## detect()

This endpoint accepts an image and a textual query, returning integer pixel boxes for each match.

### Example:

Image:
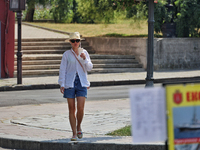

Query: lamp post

[9,0,26,84]
[145,0,154,87]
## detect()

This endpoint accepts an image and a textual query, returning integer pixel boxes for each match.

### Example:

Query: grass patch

[106,125,131,136]
[101,33,162,38]
[27,20,162,37]
[100,33,148,37]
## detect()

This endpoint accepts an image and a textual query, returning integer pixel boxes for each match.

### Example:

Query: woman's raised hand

[80,53,86,60]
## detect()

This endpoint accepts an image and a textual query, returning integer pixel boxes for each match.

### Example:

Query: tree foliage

[174,0,200,37]
[24,0,200,37]
[25,0,50,21]
[153,0,200,37]
[154,1,167,33]
[50,0,73,23]
[76,0,116,23]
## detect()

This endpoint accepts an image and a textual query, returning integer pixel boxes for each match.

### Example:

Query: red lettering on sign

[186,91,200,102]
[187,92,191,101]
[192,92,198,101]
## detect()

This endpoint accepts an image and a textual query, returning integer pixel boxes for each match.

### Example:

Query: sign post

[145,0,155,87]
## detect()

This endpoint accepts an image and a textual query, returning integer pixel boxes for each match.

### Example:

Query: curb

[1,77,200,91]
[0,137,165,150]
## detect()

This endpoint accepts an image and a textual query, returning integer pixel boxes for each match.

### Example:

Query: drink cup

[78,47,83,55]
[78,47,83,59]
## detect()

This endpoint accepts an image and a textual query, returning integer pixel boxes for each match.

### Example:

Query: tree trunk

[183,27,189,37]
[25,1,35,22]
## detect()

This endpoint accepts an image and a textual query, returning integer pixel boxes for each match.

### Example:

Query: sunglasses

[70,39,80,43]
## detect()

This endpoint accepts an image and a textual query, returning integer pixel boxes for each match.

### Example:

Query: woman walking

[58,32,93,141]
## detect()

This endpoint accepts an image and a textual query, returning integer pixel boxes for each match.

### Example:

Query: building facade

[0,0,15,78]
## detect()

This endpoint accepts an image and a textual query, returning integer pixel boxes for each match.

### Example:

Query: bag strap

[71,50,85,72]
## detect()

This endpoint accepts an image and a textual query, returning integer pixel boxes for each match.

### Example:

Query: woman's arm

[58,52,68,88]
[81,50,93,71]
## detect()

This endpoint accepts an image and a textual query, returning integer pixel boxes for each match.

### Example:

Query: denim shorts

[63,74,87,98]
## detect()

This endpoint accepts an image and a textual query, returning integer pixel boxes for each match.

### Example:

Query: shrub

[154,0,200,37]
[174,0,200,37]
[33,8,53,20]
[76,0,116,23]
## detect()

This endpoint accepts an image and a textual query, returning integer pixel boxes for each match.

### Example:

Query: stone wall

[85,37,200,70]
[154,38,200,70]
[85,37,147,68]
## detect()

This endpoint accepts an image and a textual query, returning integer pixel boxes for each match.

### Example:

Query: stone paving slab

[0,99,131,140]
[15,24,69,39]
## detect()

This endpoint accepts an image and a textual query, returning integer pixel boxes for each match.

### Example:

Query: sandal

[77,131,83,139]
[71,136,77,141]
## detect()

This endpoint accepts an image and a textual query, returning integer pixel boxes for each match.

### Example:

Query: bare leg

[67,98,76,136]
[76,97,86,131]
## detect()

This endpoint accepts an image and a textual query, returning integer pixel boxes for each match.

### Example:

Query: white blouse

[58,49,93,88]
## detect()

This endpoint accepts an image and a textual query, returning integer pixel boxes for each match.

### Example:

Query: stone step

[17,50,67,55]
[14,69,59,76]
[14,59,139,66]
[90,55,136,59]
[14,68,144,77]
[14,54,137,61]
[14,63,142,71]
[15,38,67,42]
[13,38,144,77]
[92,59,139,64]
[14,64,60,70]
[15,59,138,65]
[93,64,142,68]
[15,45,93,50]
[90,68,144,73]
[15,41,89,46]
[15,54,136,60]
[15,54,63,60]
[15,60,61,65]
[15,49,95,54]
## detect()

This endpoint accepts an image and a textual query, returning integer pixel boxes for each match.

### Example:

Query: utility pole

[145,0,155,87]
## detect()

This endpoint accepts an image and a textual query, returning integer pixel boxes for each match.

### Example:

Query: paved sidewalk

[15,23,69,39]
[0,99,165,150]
[0,99,133,144]
[1,70,200,91]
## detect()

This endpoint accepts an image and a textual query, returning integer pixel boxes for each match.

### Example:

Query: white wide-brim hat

[65,32,81,42]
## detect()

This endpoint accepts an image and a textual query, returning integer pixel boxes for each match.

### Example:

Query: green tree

[72,0,80,23]
[77,0,116,23]
[154,0,167,33]
[25,0,50,22]
[174,0,200,37]
[50,0,73,23]
[114,0,148,21]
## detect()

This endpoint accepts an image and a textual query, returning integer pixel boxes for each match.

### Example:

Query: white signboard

[129,87,167,143]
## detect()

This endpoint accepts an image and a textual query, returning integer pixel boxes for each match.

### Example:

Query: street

[0,84,161,107]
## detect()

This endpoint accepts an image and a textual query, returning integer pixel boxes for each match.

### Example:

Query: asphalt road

[0,84,161,107]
